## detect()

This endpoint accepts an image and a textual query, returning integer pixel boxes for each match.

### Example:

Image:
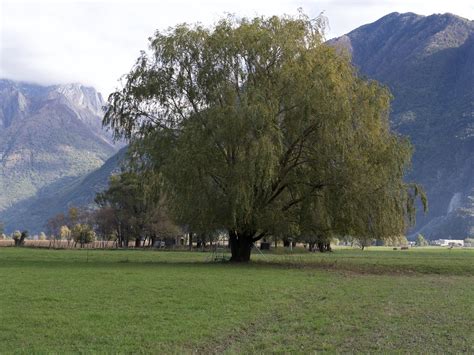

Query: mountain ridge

[0,79,120,232]
[330,12,474,238]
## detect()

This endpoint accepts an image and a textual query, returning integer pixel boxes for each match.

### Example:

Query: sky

[1,0,473,97]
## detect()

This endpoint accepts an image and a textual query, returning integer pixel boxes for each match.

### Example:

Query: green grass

[257,246,474,275]
[0,247,473,353]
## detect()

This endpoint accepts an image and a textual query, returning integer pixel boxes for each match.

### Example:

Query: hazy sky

[1,0,473,97]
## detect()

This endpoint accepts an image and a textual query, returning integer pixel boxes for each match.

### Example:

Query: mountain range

[0,11,473,238]
[0,80,120,232]
[330,12,473,239]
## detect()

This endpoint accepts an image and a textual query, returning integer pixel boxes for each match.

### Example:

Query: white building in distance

[431,239,464,247]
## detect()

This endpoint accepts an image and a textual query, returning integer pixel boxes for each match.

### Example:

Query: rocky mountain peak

[50,83,104,116]
[0,79,119,225]
[0,83,29,128]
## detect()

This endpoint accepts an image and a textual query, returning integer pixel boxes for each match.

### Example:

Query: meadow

[0,247,472,353]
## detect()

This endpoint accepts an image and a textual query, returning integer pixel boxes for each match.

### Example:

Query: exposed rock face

[329,12,474,239]
[0,79,119,231]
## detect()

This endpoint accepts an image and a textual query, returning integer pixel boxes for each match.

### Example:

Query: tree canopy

[95,171,179,247]
[104,12,426,261]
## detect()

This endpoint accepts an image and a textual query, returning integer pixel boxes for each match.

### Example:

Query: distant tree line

[45,207,96,248]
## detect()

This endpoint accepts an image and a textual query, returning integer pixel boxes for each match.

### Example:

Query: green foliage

[71,224,95,244]
[12,230,21,241]
[330,13,472,237]
[12,230,28,246]
[384,235,409,247]
[95,171,179,246]
[68,207,80,226]
[59,225,71,241]
[104,12,426,260]
[415,233,428,246]
[95,172,146,245]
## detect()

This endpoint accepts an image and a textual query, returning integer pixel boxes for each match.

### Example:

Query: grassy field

[0,247,472,353]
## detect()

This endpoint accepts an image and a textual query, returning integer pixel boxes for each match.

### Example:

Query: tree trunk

[135,237,141,248]
[229,230,253,262]
[316,241,332,253]
[317,242,323,252]
[188,231,193,250]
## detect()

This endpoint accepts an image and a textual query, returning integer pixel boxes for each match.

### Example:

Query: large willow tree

[104,13,426,261]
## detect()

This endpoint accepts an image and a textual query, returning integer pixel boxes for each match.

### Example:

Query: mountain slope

[330,12,474,238]
[1,148,126,233]
[0,79,119,231]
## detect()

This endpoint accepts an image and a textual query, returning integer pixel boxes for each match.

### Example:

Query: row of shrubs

[0,224,96,247]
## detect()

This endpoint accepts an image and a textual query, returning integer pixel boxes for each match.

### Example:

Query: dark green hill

[330,12,474,238]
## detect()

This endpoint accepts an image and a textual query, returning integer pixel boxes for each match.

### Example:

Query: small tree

[72,224,95,248]
[12,231,21,244]
[68,207,79,227]
[93,208,120,248]
[145,203,182,248]
[46,213,66,238]
[415,234,428,246]
[95,173,147,247]
[13,230,28,247]
[59,225,72,247]
[95,172,179,248]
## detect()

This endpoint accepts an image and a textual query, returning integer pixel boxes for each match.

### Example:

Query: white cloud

[1,0,472,97]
